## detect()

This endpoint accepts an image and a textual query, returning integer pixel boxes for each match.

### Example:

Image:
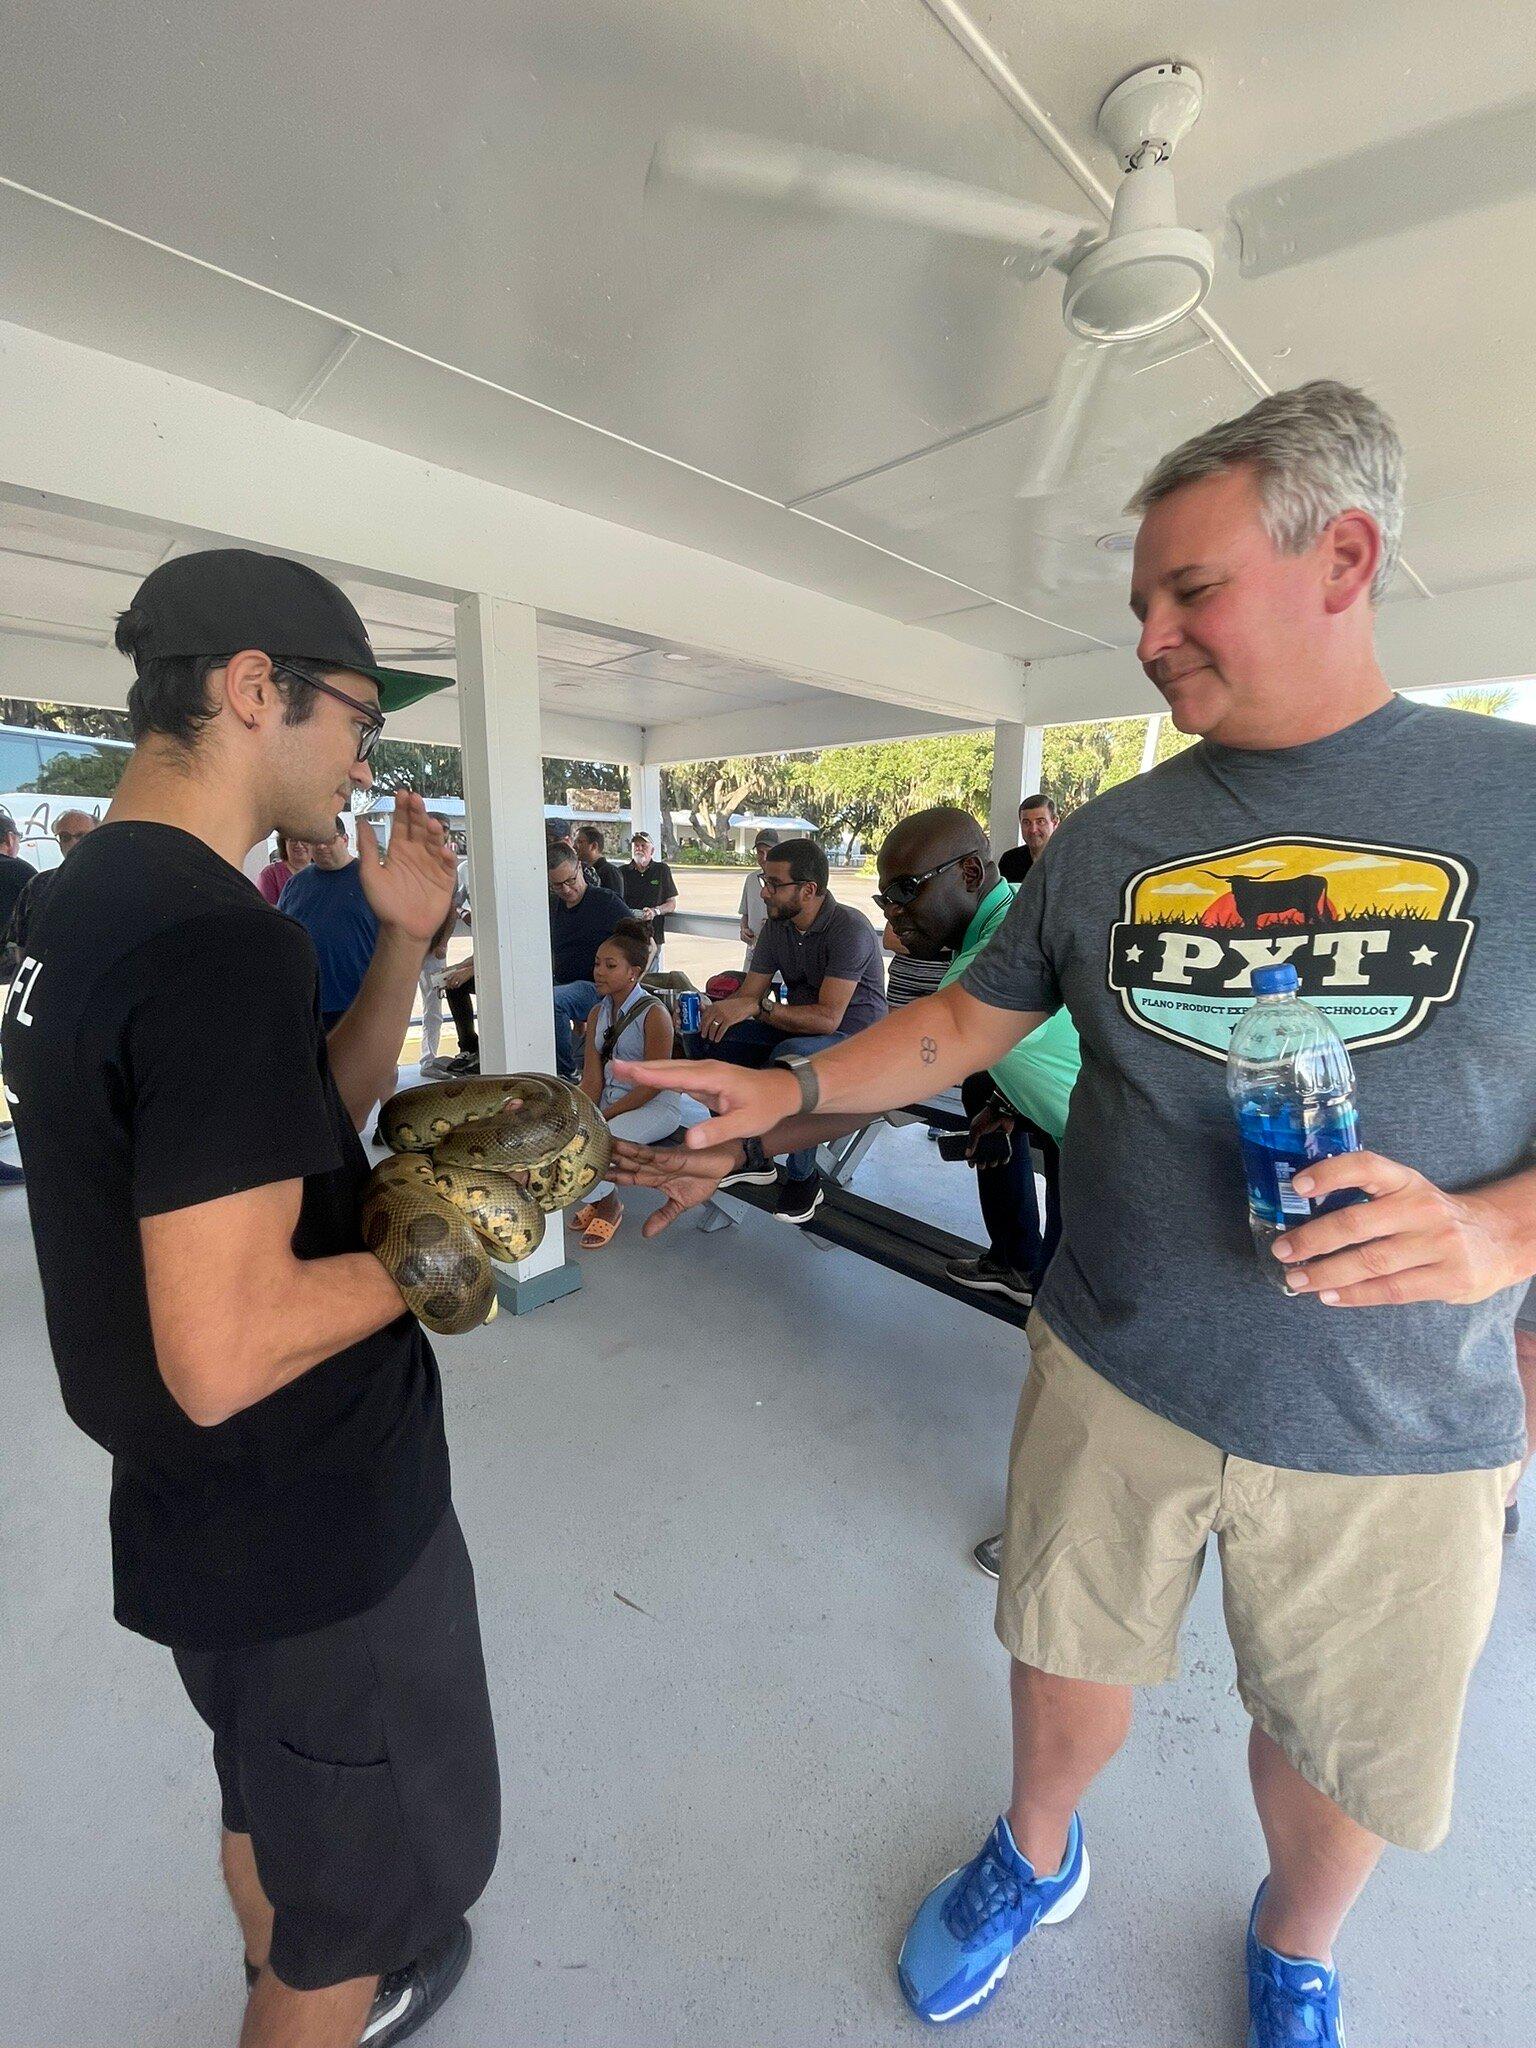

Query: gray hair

[1126,380,1404,605]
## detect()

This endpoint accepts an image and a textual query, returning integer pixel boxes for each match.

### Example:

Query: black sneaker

[0,1158,24,1187]
[972,1532,1004,1580]
[945,1255,1033,1306]
[773,1173,824,1225]
[242,1918,472,2044]
[718,1160,779,1190]
[1506,1498,1521,1539]
[443,1051,480,1076]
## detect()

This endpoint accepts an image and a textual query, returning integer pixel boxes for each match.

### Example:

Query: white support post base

[456,594,580,1313]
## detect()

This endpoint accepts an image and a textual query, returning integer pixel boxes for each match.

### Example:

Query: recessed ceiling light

[664,651,691,662]
[1095,531,1137,554]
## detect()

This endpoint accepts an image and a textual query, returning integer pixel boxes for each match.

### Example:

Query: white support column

[628,759,665,851]
[988,721,1046,858]
[455,594,578,1313]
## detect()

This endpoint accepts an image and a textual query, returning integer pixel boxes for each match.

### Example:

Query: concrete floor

[1,1117,1532,2047]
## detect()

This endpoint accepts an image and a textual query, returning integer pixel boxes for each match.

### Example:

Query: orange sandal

[579,1212,622,1250]
[568,1204,597,1232]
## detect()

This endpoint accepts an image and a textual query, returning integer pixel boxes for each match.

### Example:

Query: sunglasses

[873,848,980,912]
[273,662,386,763]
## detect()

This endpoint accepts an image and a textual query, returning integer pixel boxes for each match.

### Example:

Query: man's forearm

[797,984,1042,1117]
[766,999,844,1035]
[328,926,427,1125]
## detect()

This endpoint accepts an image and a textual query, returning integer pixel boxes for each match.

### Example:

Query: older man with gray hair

[641,381,1535,2045]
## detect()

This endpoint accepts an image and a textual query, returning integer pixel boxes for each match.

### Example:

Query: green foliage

[543,758,626,804]
[1153,715,1199,766]
[367,740,464,797]
[26,748,128,797]
[0,699,132,740]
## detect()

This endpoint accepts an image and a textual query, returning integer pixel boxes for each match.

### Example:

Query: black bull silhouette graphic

[1198,870,1340,930]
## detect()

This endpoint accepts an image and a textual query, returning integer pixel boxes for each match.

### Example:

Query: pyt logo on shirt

[1107,835,1477,1061]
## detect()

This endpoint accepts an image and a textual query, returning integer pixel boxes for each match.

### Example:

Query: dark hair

[753,828,780,849]
[1020,793,1057,818]
[575,824,604,853]
[113,607,318,747]
[600,918,653,972]
[546,839,581,874]
[766,837,828,892]
[0,810,17,846]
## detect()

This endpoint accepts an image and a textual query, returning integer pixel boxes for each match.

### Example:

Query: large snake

[361,1075,611,1334]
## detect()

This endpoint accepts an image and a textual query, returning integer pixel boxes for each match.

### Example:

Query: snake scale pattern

[361,1074,611,1333]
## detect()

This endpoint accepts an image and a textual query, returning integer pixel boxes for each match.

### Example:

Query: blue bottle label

[1238,1101,1364,1230]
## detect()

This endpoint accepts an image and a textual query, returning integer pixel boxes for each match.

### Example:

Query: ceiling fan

[650,65,1536,499]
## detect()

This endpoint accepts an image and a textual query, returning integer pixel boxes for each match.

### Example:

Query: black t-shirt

[590,855,623,896]
[549,882,629,983]
[0,822,449,1651]
[997,844,1033,885]
[0,849,37,967]
[620,859,678,942]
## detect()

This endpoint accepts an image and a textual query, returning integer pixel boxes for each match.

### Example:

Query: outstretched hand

[356,793,457,944]
[611,1057,797,1147]
[608,1136,745,1237]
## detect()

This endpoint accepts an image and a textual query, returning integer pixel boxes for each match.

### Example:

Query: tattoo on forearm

[920,1035,937,1065]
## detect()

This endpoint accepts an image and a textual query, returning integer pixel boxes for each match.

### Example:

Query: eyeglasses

[56,828,90,847]
[273,662,386,763]
[873,849,980,912]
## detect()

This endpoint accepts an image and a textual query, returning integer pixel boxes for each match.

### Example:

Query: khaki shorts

[995,1318,1515,1850]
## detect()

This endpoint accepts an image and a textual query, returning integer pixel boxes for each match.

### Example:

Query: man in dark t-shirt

[1,551,497,2045]
[573,823,623,896]
[619,831,679,964]
[278,820,381,1028]
[547,840,628,1077]
[997,793,1057,884]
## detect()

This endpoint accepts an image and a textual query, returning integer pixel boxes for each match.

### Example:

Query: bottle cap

[1251,963,1300,995]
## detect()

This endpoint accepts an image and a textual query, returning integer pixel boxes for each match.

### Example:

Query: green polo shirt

[938,879,1079,1142]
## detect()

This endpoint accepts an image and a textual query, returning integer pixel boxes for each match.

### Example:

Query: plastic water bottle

[1226,964,1364,1291]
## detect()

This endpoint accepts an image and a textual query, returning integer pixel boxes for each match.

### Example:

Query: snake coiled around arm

[360,1074,611,1333]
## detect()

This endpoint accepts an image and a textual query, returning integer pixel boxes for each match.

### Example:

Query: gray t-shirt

[962,696,1535,1476]
[751,892,888,1033]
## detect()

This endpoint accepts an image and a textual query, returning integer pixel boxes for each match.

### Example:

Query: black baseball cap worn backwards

[123,548,452,714]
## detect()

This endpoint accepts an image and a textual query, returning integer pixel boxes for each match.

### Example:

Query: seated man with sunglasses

[695,836,886,1223]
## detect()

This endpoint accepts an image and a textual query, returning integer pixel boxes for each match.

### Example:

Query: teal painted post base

[493,1260,583,1315]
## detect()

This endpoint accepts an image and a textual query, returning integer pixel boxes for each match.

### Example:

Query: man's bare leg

[222,1831,274,1975]
[1249,1726,1383,1965]
[1004,1660,1133,1874]
[239,1968,378,2048]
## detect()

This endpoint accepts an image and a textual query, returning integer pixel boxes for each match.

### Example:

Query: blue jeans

[690,1021,847,1181]
[553,980,599,1079]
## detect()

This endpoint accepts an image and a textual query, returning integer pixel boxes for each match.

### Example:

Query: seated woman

[574,919,704,1249]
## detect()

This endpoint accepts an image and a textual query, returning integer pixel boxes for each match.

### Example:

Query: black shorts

[173,1507,500,1990]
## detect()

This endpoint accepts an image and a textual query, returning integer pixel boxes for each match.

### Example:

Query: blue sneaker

[1246,1884,1345,2046]
[897,1813,1088,2024]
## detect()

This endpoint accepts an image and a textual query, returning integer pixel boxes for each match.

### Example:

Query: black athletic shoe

[718,1160,779,1190]
[972,1532,1004,1580]
[946,1255,1033,1306]
[0,1158,24,1187]
[773,1173,824,1225]
[362,1920,472,2045]
[443,1051,480,1076]
[1506,1499,1521,1539]
[242,1918,472,2044]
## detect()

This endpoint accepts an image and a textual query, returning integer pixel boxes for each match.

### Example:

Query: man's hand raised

[356,792,457,944]
[608,1136,744,1237]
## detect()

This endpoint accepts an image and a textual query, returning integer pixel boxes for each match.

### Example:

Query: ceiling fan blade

[1016,342,1120,500]
[649,127,1099,265]
[1227,94,1536,279]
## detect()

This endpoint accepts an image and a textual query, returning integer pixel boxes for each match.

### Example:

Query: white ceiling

[0,500,952,746]
[0,1,1533,671]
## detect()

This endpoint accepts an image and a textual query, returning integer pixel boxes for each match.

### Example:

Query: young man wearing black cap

[0,551,499,2048]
